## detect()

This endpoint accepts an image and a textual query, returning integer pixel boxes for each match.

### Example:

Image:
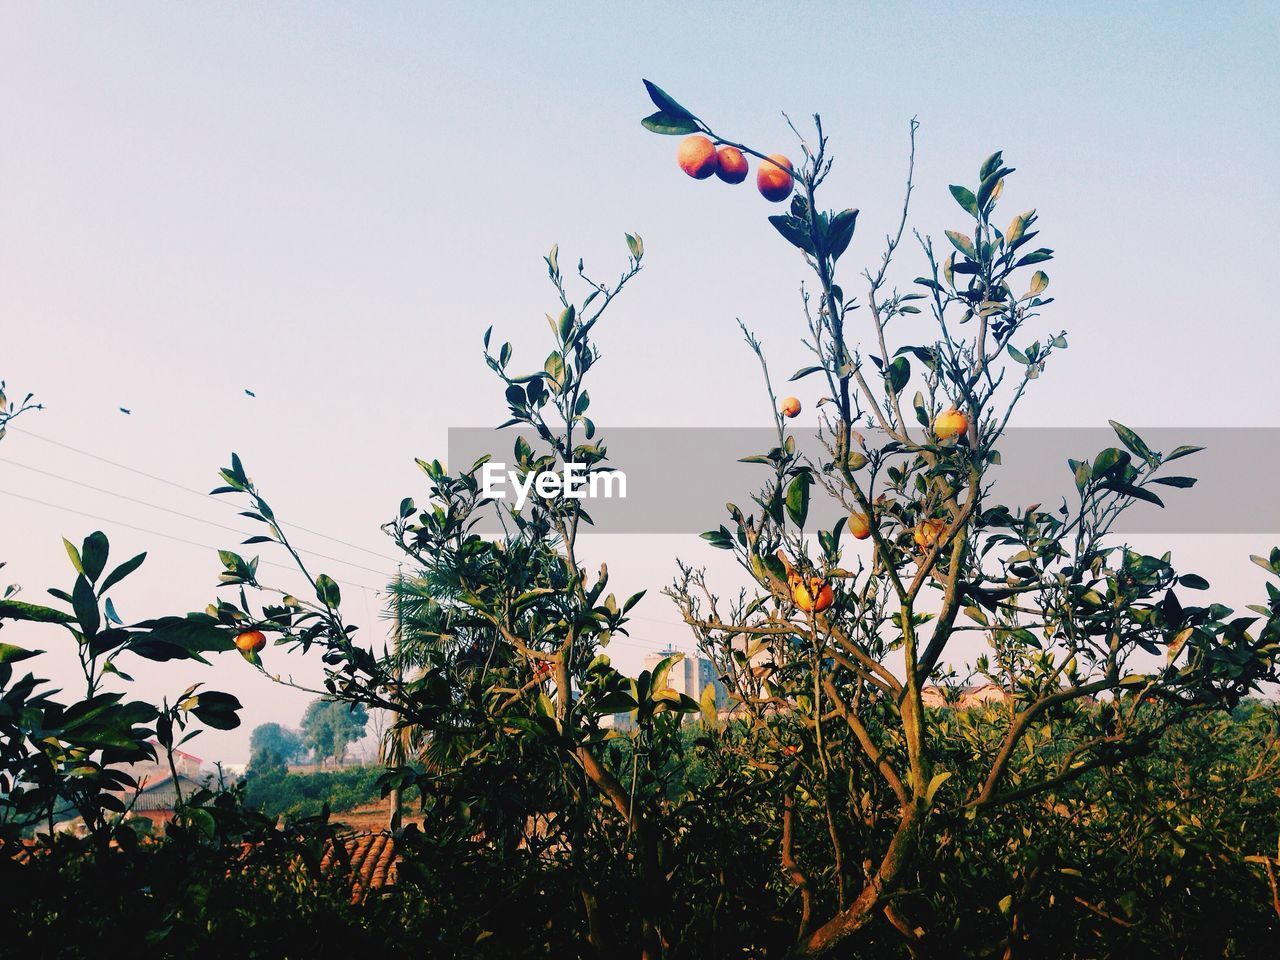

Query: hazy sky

[2,2,1278,763]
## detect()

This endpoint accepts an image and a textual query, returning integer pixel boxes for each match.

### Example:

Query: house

[112,743,210,828]
[8,831,401,903]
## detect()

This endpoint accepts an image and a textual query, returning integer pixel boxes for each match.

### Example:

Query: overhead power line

[0,458,394,578]
[0,488,381,593]
[7,426,402,564]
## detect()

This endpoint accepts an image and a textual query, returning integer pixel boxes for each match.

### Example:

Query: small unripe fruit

[934,406,969,441]
[715,146,749,183]
[780,396,801,418]
[234,629,266,654]
[849,512,871,540]
[677,135,719,179]
[757,154,794,202]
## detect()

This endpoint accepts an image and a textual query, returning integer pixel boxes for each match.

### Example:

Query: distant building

[643,646,727,709]
[599,647,729,730]
[111,744,210,828]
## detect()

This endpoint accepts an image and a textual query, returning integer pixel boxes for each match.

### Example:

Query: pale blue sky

[2,2,1277,762]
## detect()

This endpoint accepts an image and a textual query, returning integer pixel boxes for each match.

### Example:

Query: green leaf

[557,306,575,342]
[949,185,979,217]
[976,166,1013,209]
[80,531,109,582]
[641,111,700,135]
[315,574,341,609]
[99,552,147,596]
[649,654,683,696]
[544,351,566,386]
[188,691,243,730]
[1150,475,1196,488]
[785,474,811,528]
[1102,481,1164,508]
[0,642,42,664]
[1165,444,1205,462]
[887,356,911,396]
[769,215,816,255]
[1108,421,1155,465]
[1091,448,1130,479]
[945,230,977,260]
[63,538,84,575]
[0,599,75,624]
[699,682,720,729]
[826,208,859,260]
[72,574,99,637]
[790,365,825,381]
[1015,248,1054,267]
[926,770,952,806]
[592,690,639,715]
[642,80,695,119]
[980,150,1005,181]
[700,529,735,550]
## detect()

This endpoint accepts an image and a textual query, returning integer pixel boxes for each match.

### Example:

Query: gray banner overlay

[447,427,1280,535]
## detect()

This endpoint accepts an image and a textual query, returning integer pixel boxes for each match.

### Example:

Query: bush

[243,766,390,821]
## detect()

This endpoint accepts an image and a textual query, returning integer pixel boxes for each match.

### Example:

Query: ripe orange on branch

[934,406,969,441]
[677,135,719,179]
[780,396,801,418]
[234,629,266,654]
[792,577,834,612]
[757,154,794,202]
[715,146,749,183]
[913,519,948,552]
[849,511,871,540]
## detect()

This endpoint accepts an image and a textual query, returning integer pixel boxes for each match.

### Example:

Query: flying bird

[119,407,131,415]
[244,389,256,397]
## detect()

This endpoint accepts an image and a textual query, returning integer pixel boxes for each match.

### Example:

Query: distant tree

[248,722,304,772]
[300,699,368,765]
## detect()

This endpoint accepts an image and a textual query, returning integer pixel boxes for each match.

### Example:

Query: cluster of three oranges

[677,135,794,203]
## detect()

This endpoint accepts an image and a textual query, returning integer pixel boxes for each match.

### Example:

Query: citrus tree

[645,81,1280,954]
[0,531,243,848]
[190,83,1280,957]
[199,234,717,955]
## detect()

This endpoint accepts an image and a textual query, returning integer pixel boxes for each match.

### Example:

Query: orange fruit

[715,146,749,183]
[780,396,801,418]
[849,511,871,540]
[792,577,834,612]
[677,135,719,179]
[234,629,266,654]
[934,406,969,441]
[913,519,947,552]
[757,154,794,202]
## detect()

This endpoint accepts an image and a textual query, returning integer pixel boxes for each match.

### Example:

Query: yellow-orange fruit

[677,135,719,179]
[234,629,266,654]
[849,511,871,540]
[757,154,794,202]
[715,146,749,183]
[913,519,947,552]
[934,406,969,441]
[780,396,801,418]
[792,577,834,612]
